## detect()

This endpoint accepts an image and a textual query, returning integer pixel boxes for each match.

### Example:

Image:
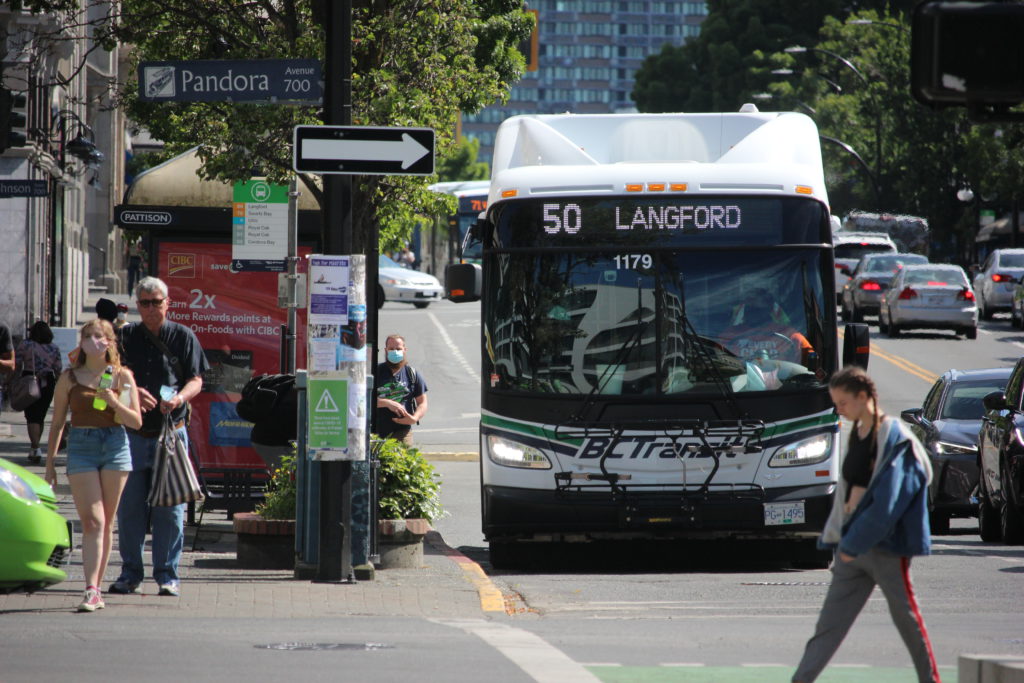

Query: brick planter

[233,512,295,570]
[377,519,430,569]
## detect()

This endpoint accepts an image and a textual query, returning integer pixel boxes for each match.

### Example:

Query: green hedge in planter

[376,438,442,523]
[255,440,442,523]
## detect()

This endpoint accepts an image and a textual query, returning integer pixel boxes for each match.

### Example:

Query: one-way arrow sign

[293,125,435,176]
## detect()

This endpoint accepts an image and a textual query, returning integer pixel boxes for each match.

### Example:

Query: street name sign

[0,179,48,198]
[293,125,435,176]
[231,180,288,272]
[138,59,321,104]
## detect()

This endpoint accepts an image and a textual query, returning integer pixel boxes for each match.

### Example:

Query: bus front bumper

[482,483,835,542]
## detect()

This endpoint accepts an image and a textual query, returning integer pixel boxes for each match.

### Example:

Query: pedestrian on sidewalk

[0,321,13,380]
[109,276,207,598]
[16,321,63,463]
[43,318,142,612]
[374,334,428,446]
[792,366,940,683]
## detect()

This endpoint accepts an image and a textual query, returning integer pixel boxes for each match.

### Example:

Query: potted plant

[232,454,297,569]
[374,438,443,569]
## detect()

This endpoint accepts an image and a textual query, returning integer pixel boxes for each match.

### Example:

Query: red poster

[156,240,309,470]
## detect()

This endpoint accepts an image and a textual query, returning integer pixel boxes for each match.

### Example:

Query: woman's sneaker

[77,586,105,612]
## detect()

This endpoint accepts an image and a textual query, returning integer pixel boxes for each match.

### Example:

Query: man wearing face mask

[374,334,428,446]
[109,276,208,598]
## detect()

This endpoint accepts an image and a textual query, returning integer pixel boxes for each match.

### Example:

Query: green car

[0,457,71,593]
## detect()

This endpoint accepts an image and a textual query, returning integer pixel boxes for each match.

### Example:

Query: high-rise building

[461,1,708,163]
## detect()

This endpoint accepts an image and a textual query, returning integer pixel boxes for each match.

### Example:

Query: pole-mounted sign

[138,59,322,104]
[292,125,434,176]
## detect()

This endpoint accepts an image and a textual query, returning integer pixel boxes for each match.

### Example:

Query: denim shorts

[66,426,133,475]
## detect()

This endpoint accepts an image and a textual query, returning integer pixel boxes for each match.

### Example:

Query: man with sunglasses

[109,276,209,597]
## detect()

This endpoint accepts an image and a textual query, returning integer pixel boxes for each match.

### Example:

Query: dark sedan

[978,357,1024,544]
[901,367,1011,535]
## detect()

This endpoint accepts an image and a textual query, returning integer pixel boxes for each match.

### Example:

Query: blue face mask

[386,349,404,364]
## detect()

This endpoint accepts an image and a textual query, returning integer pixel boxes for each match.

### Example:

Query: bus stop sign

[293,125,435,176]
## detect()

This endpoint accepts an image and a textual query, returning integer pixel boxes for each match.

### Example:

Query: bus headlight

[487,435,552,469]
[768,433,832,468]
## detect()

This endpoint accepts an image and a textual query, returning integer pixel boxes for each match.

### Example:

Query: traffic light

[912,1,1024,115]
[0,88,28,152]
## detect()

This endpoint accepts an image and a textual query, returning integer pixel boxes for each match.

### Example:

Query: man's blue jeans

[114,428,186,587]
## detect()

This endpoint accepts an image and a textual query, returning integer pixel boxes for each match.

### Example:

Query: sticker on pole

[307,374,348,450]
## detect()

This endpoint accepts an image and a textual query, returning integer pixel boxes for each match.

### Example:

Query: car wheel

[887,321,900,338]
[376,285,385,310]
[1012,304,1022,329]
[965,327,978,340]
[1001,501,1024,544]
[979,481,1002,542]
[878,312,889,334]
[413,302,430,309]
[840,302,850,322]
[980,293,994,320]
[850,304,863,323]
[929,510,951,536]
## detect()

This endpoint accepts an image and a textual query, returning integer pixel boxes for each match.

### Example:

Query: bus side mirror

[842,323,870,370]
[446,262,482,303]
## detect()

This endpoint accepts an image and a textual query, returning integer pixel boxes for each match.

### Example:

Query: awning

[125,147,321,211]
[976,213,1024,243]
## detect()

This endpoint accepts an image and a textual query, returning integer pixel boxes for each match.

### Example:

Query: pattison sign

[137,59,321,104]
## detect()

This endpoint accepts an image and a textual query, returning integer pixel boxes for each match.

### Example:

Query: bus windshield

[484,248,832,396]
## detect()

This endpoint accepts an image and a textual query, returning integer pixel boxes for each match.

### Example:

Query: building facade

[461,0,708,162]
[0,3,127,340]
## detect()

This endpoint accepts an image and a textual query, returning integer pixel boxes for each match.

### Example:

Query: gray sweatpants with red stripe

[793,547,940,683]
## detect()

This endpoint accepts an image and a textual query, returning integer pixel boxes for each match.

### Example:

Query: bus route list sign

[138,59,322,104]
[231,180,288,272]
[307,374,348,451]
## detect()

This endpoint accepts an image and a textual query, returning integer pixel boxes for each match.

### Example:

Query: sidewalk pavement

[0,402,488,619]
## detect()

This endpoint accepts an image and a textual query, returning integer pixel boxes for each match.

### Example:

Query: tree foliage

[437,135,489,182]
[98,0,530,251]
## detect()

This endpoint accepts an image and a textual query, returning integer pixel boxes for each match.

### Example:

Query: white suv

[833,232,898,303]
[973,248,1024,319]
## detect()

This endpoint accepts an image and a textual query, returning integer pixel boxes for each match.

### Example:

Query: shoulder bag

[9,348,41,411]
[148,415,204,507]
[139,324,193,424]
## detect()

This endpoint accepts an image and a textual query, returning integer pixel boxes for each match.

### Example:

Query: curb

[422,452,478,461]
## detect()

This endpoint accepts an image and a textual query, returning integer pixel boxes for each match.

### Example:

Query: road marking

[425,532,505,612]
[433,619,601,683]
[931,543,1024,564]
[428,310,480,383]
[865,344,937,384]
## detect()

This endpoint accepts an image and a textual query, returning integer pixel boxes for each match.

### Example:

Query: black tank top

[843,423,876,501]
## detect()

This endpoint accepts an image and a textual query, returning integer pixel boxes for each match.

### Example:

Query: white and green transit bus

[446,109,870,567]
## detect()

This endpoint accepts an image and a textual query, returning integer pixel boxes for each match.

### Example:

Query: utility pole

[317,0,354,583]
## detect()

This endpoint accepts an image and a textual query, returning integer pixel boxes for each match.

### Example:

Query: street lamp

[786,45,882,208]
[771,68,843,94]
[820,134,881,209]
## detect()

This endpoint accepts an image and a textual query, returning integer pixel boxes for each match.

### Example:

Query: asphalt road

[408,303,1024,677]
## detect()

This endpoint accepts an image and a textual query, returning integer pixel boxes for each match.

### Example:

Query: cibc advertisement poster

[156,240,310,469]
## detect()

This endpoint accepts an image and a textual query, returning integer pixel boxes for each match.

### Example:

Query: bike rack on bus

[552,418,767,522]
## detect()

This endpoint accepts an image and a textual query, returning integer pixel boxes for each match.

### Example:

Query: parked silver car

[972,248,1024,319]
[879,264,977,339]
[832,232,898,303]
[377,254,443,308]
[840,252,928,322]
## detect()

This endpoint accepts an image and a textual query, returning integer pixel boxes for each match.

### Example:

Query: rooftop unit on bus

[488,109,828,206]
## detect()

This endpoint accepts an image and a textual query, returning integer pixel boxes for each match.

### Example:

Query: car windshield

[380,254,402,269]
[941,379,1009,420]
[835,243,894,260]
[904,267,967,286]
[999,252,1024,268]
[484,249,833,396]
[863,254,928,272]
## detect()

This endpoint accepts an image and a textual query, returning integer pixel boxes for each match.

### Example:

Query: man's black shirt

[120,321,209,432]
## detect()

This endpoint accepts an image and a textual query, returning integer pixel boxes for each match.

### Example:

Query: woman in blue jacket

[793,366,941,683]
